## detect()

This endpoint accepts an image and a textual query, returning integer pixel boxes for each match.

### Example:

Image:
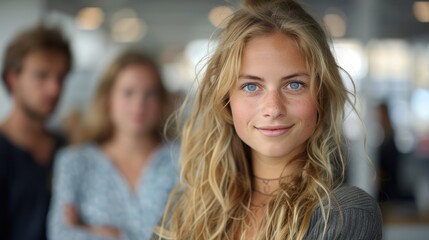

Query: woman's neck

[251,152,304,195]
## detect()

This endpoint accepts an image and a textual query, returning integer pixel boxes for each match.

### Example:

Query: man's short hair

[1,25,72,93]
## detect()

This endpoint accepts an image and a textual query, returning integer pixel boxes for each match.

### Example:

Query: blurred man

[0,25,72,240]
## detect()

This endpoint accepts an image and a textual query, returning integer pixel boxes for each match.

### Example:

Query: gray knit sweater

[304,186,383,240]
[152,186,382,239]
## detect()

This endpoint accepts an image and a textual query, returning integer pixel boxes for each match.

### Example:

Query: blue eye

[243,83,258,92]
[288,82,303,90]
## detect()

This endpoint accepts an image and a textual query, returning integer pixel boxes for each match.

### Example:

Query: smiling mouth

[255,125,293,137]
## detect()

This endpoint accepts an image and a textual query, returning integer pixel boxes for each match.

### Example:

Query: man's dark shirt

[0,132,65,240]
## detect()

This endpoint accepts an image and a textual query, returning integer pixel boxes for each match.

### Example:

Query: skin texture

[230,32,317,182]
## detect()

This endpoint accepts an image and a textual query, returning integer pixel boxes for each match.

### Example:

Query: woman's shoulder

[159,141,180,155]
[307,185,383,239]
[55,143,101,167]
[152,142,180,179]
[154,141,180,166]
[330,185,380,212]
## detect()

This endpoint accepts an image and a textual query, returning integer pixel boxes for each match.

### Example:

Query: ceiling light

[111,8,137,25]
[76,7,104,30]
[208,6,234,28]
[413,1,429,22]
[323,8,346,38]
[111,17,147,43]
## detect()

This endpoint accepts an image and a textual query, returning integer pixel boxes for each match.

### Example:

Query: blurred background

[0,0,428,239]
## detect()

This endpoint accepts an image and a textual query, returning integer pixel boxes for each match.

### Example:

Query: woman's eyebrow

[281,72,309,80]
[238,72,309,81]
[238,74,264,81]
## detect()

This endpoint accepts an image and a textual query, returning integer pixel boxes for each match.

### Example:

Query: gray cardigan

[304,186,382,239]
[153,186,382,239]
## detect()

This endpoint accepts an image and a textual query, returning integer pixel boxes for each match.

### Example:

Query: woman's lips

[255,125,293,137]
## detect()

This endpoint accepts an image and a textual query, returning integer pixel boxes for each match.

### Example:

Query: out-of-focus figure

[48,50,179,240]
[375,102,415,203]
[0,25,72,240]
[376,102,402,202]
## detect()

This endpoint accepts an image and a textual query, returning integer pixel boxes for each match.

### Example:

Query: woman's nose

[262,91,286,118]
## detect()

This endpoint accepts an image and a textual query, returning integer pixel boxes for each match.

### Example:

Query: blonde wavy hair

[157,0,353,239]
[72,50,168,145]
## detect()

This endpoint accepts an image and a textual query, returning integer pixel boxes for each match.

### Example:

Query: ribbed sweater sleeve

[304,186,383,240]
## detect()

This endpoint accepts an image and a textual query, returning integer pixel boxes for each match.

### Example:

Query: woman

[48,50,179,240]
[156,0,382,239]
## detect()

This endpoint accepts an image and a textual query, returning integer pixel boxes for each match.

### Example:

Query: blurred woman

[48,50,179,240]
